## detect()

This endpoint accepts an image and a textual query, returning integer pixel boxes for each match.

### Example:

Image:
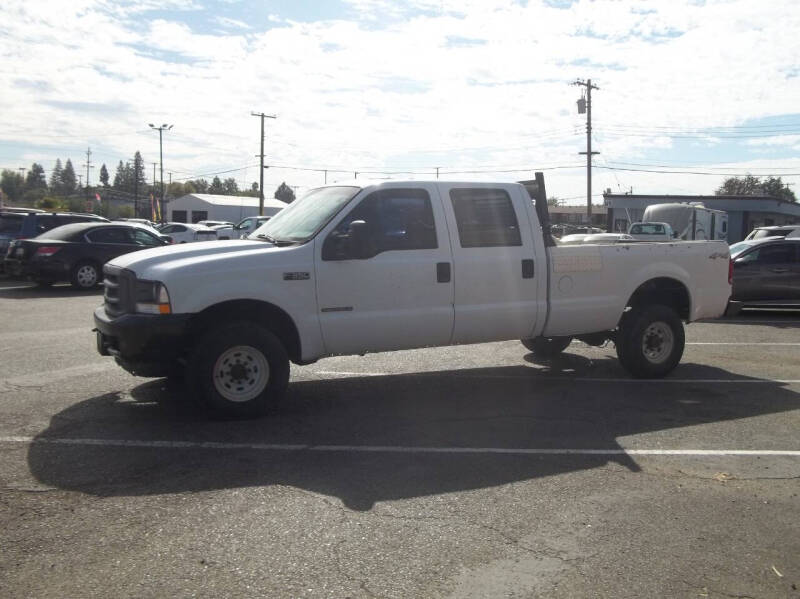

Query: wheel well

[625,278,690,320]
[188,300,302,363]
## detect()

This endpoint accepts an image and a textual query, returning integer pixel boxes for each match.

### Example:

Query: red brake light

[35,246,61,257]
[728,258,733,285]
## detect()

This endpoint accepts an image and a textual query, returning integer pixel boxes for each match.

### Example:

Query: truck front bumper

[94,306,191,377]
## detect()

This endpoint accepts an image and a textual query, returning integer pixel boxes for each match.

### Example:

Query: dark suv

[0,211,109,268]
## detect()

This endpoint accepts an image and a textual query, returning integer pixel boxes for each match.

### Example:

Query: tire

[616,304,685,378]
[187,321,289,418]
[521,336,572,359]
[70,261,100,289]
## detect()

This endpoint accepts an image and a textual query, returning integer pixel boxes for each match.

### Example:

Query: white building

[167,194,288,224]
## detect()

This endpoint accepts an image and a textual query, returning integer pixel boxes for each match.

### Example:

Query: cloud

[0,0,798,201]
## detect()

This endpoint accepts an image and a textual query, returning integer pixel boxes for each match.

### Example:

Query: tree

[99,163,110,187]
[61,159,77,195]
[184,179,209,193]
[274,182,295,204]
[132,151,147,191]
[208,176,224,194]
[113,160,126,189]
[0,169,25,204]
[25,163,47,189]
[222,177,239,195]
[49,159,64,194]
[547,196,562,207]
[716,175,796,202]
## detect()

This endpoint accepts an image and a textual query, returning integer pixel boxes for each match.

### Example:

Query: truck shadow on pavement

[28,360,800,511]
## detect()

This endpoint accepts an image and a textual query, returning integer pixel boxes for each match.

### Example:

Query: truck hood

[108,239,284,277]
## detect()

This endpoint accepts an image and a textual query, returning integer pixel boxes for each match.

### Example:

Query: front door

[315,186,454,355]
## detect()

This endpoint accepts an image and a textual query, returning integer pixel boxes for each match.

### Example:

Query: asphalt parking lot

[1,279,799,598]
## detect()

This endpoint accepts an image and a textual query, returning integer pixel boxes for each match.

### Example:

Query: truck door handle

[436,262,451,283]
[521,259,535,279]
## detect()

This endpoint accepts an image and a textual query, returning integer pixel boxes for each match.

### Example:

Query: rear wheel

[616,304,684,378]
[70,261,100,289]
[187,321,289,418]
[521,336,572,359]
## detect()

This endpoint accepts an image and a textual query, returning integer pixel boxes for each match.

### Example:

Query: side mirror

[162,235,173,244]
[349,220,373,259]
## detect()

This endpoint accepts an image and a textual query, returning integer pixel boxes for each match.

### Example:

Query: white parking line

[686,342,800,346]
[312,371,800,384]
[1,436,799,457]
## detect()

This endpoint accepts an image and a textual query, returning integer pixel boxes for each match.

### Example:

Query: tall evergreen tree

[113,160,126,189]
[132,151,147,190]
[49,159,64,194]
[99,163,110,187]
[61,159,77,195]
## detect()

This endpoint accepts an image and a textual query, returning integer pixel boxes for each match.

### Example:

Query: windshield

[729,241,754,258]
[750,228,790,240]
[249,186,360,242]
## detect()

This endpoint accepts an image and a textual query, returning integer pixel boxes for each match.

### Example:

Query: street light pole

[149,123,173,222]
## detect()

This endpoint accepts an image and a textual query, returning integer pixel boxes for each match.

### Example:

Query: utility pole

[82,147,94,203]
[251,111,276,216]
[152,162,157,220]
[149,124,172,223]
[133,157,139,218]
[573,78,600,224]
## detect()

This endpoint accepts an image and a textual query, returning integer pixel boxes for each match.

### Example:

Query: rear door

[734,242,798,301]
[84,227,137,263]
[441,184,540,344]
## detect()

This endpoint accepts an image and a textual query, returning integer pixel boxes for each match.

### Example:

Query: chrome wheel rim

[77,265,97,287]
[641,321,673,364]
[213,345,270,402]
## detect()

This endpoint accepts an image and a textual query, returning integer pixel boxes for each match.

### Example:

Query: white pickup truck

[94,179,732,417]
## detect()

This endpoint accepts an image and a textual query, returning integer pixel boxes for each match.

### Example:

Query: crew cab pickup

[94,180,732,417]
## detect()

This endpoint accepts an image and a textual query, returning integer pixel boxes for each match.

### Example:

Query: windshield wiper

[255,233,297,246]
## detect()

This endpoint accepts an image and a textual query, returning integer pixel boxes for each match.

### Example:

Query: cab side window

[450,188,521,248]
[323,189,437,260]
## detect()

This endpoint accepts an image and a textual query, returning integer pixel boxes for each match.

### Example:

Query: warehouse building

[167,194,288,224]
[603,193,800,243]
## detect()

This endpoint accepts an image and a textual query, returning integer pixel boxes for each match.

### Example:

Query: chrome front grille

[103,265,134,317]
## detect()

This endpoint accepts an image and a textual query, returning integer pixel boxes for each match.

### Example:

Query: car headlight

[135,280,172,315]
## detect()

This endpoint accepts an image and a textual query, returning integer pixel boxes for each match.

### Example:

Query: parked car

[0,211,109,268]
[158,222,218,243]
[4,222,170,289]
[727,237,800,312]
[234,216,272,239]
[627,222,675,241]
[744,224,800,241]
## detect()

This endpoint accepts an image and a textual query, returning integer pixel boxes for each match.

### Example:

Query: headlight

[135,280,172,315]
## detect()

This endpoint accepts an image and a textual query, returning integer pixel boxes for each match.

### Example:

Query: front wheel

[616,304,685,378]
[521,336,572,359]
[187,322,289,418]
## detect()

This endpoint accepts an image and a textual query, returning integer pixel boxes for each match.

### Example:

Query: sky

[2,0,800,205]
